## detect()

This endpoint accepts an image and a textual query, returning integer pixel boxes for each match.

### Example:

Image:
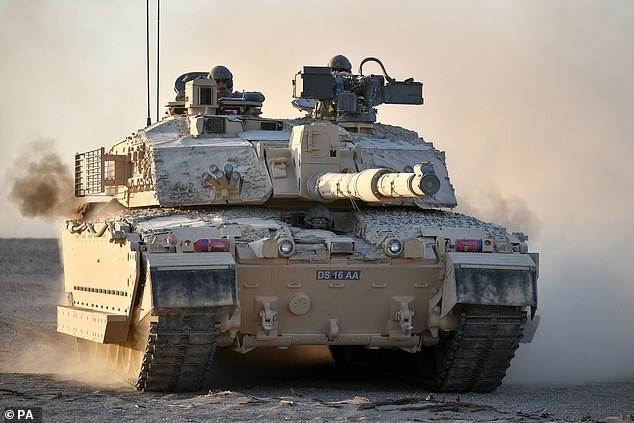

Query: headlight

[384,237,403,257]
[278,239,295,257]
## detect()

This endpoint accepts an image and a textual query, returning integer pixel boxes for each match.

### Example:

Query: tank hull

[58,206,537,392]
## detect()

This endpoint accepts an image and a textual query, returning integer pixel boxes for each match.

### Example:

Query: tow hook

[259,302,278,335]
[395,301,414,336]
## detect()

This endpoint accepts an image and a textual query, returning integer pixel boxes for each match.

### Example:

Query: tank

[57,57,539,393]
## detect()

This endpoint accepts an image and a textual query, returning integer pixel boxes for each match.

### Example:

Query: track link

[134,313,220,391]
[435,306,527,393]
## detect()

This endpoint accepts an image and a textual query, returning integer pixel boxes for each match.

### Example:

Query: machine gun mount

[292,57,423,125]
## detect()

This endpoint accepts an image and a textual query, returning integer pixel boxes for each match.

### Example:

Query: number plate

[316,270,361,280]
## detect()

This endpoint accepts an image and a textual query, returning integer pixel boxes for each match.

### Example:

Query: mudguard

[441,252,537,317]
[140,252,238,317]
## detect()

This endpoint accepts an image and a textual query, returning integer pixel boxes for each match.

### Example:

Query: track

[133,312,221,391]
[329,306,527,393]
[434,305,527,393]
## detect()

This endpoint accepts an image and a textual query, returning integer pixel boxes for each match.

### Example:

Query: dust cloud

[6,333,129,390]
[455,188,541,238]
[417,3,634,386]
[6,139,77,220]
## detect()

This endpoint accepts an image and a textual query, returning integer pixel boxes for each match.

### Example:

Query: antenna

[145,0,151,126]
[145,0,161,126]
[156,0,160,123]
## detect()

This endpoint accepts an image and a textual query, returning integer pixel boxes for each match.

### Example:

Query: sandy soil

[0,239,632,422]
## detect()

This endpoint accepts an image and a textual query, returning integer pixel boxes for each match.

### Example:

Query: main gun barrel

[307,163,440,203]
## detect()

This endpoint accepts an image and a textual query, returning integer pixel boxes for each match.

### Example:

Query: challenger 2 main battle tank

[57,56,539,392]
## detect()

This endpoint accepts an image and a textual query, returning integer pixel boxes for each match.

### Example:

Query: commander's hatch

[166,71,210,116]
[166,71,266,118]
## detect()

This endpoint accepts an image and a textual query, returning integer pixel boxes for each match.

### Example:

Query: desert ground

[0,239,632,422]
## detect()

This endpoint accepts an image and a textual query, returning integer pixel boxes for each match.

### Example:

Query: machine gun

[292,57,423,124]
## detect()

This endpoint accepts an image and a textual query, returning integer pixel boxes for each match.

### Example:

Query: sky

[0,0,633,384]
